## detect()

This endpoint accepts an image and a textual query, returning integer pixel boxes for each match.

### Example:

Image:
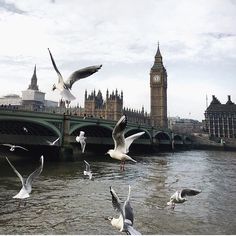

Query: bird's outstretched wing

[123,186,134,225]
[122,186,141,235]
[26,156,44,188]
[2,144,12,148]
[6,157,24,186]
[65,65,102,89]
[110,186,123,213]
[112,115,127,152]
[125,132,145,153]
[84,160,90,172]
[181,189,201,197]
[47,137,60,145]
[15,145,29,151]
[48,48,64,84]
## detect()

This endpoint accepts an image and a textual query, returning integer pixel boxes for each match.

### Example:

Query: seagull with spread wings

[48,48,102,102]
[6,156,44,200]
[109,185,141,235]
[46,137,60,146]
[106,115,144,171]
[167,188,201,209]
[1,144,28,152]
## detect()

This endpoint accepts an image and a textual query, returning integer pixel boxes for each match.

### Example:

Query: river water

[0,150,236,235]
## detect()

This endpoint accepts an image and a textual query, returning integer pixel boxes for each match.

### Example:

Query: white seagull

[6,156,44,199]
[109,185,141,235]
[46,137,60,145]
[23,127,28,133]
[83,160,93,180]
[76,131,87,153]
[167,188,201,209]
[48,48,102,102]
[1,144,28,152]
[106,115,144,171]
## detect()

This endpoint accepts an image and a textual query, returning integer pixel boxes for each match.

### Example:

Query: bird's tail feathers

[60,89,76,101]
[125,155,137,163]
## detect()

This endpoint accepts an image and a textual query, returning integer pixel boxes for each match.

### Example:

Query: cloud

[0,0,25,14]
[0,0,236,121]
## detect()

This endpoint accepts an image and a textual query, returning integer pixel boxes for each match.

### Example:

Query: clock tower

[150,43,168,128]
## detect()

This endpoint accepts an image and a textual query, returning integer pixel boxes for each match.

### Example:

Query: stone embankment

[191,133,236,151]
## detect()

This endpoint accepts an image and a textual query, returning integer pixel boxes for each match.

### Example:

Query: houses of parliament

[82,44,168,128]
[0,45,168,129]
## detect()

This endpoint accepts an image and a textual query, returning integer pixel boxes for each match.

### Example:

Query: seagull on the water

[46,137,60,145]
[109,185,141,235]
[48,48,102,102]
[6,156,44,199]
[76,131,86,153]
[1,144,28,152]
[83,160,93,180]
[167,188,201,209]
[106,115,144,171]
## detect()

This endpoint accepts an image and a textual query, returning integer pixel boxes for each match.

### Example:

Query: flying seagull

[48,48,102,102]
[106,115,144,171]
[109,185,141,235]
[23,127,28,133]
[76,131,86,153]
[1,144,28,152]
[46,137,60,145]
[6,156,44,199]
[83,160,93,180]
[167,188,201,209]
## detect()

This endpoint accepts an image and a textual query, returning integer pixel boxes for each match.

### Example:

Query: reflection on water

[0,150,236,234]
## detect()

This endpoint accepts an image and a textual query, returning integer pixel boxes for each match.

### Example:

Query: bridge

[0,107,192,160]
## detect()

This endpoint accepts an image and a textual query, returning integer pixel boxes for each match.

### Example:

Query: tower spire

[151,42,163,71]
[28,64,39,90]
[155,41,162,59]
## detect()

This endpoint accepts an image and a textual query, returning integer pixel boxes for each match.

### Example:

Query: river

[0,150,236,234]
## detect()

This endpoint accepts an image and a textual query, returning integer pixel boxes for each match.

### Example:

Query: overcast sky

[0,0,236,121]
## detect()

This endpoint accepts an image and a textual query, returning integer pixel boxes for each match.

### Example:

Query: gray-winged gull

[167,188,201,209]
[109,185,141,235]
[6,156,44,199]
[46,137,60,145]
[106,115,144,171]
[2,144,28,152]
[48,48,102,102]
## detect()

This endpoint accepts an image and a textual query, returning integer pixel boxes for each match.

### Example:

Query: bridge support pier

[59,115,75,161]
[59,145,75,161]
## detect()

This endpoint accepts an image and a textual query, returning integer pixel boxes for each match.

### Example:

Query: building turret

[28,65,39,90]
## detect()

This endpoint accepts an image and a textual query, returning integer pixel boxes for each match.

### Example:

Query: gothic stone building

[84,44,168,128]
[84,89,123,121]
[84,89,150,124]
[205,95,236,138]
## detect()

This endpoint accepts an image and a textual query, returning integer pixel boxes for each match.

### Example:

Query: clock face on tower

[153,74,161,83]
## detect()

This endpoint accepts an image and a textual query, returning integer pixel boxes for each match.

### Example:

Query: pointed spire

[155,41,162,59]
[28,64,39,90]
[151,42,163,71]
